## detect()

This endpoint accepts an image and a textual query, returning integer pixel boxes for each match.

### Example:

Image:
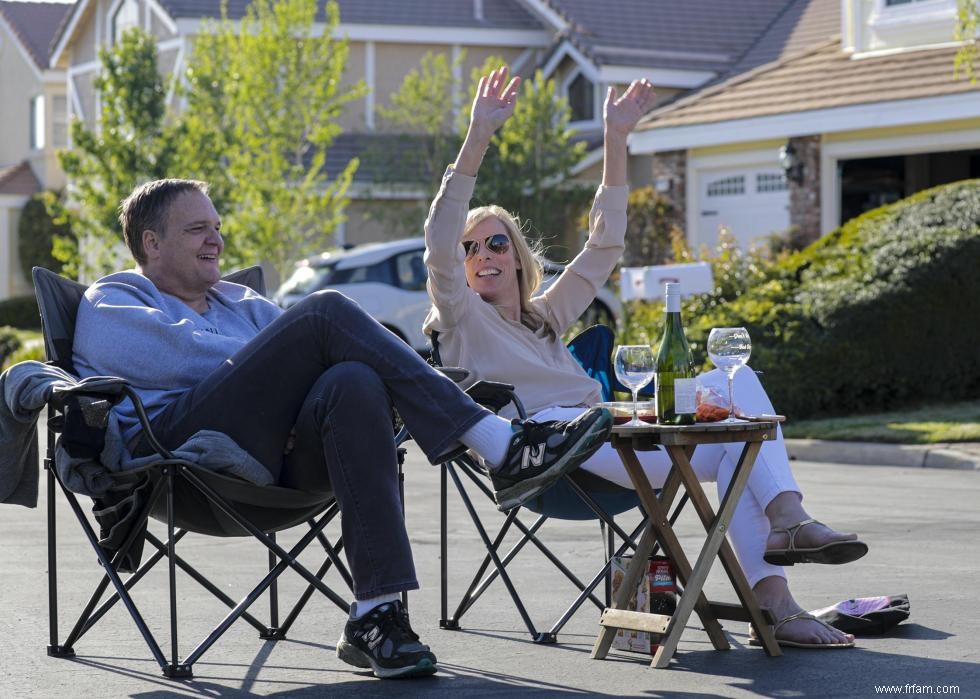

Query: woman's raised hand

[604,79,656,141]
[469,66,521,140]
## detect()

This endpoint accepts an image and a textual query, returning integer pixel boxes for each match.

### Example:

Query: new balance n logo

[521,442,546,470]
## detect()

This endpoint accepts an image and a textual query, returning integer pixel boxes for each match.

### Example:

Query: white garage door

[697,168,790,249]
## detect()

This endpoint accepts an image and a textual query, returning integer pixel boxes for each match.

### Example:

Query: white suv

[274,238,622,353]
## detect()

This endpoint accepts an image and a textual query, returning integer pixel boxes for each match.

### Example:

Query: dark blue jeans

[145,291,489,599]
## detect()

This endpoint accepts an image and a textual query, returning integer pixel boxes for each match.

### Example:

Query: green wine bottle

[656,282,696,425]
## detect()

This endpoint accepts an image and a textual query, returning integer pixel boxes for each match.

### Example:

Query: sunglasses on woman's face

[462,233,511,260]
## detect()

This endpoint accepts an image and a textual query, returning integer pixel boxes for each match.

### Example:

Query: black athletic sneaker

[490,407,613,512]
[337,600,437,679]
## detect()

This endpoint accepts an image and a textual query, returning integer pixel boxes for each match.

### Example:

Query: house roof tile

[155,0,543,28]
[0,0,72,69]
[546,0,796,73]
[0,161,40,196]
[638,40,980,131]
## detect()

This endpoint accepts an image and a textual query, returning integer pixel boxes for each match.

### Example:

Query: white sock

[350,592,401,619]
[459,415,515,470]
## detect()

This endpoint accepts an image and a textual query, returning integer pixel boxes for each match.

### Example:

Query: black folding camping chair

[31,265,398,679]
[432,325,687,643]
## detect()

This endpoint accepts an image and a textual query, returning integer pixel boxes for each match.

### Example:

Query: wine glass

[614,345,655,427]
[706,327,752,423]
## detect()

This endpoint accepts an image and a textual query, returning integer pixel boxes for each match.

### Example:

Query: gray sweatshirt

[73,271,283,443]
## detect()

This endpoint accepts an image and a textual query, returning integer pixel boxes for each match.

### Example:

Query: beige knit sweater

[422,166,628,419]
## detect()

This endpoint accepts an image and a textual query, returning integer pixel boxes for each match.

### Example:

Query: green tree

[376,51,462,190]
[18,191,72,276]
[178,0,363,277]
[474,70,591,257]
[955,0,979,83]
[49,28,176,278]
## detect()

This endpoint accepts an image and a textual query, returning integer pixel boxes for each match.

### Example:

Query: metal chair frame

[33,265,403,679]
[431,327,687,643]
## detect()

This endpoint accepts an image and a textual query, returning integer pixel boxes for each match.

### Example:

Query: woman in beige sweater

[423,66,866,649]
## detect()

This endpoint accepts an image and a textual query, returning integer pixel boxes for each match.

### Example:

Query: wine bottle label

[674,378,696,414]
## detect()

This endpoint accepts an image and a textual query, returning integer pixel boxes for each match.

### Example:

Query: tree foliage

[49,28,177,278]
[178,0,363,276]
[366,51,466,233]
[18,191,72,277]
[955,0,979,83]
[49,0,360,280]
[380,58,591,254]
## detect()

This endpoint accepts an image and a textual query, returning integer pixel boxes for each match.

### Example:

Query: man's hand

[604,79,656,142]
[468,65,521,142]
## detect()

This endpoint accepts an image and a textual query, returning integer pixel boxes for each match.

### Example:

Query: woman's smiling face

[462,216,522,312]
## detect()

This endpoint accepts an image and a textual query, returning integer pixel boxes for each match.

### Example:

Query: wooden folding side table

[591,421,782,668]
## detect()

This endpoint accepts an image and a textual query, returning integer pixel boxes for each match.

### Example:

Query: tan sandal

[749,611,855,649]
[763,518,868,566]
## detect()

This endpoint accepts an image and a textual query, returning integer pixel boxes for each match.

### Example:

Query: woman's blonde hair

[464,205,555,339]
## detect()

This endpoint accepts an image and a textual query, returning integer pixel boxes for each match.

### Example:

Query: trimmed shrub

[0,296,42,330]
[18,191,71,277]
[683,179,980,419]
[0,326,22,367]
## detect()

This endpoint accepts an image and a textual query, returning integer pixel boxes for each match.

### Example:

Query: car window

[394,251,427,291]
[331,259,395,285]
[278,263,336,295]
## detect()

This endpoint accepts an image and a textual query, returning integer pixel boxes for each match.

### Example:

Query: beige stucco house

[631,0,980,252]
[0,1,71,301]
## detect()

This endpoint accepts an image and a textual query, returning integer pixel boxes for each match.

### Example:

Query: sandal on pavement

[749,611,855,649]
[763,518,868,566]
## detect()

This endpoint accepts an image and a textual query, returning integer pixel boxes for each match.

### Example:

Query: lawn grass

[782,399,980,444]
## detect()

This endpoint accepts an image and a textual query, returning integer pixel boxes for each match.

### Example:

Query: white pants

[533,366,799,587]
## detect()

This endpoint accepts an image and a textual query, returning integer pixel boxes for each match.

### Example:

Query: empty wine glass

[614,345,655,427]
[706,327,752,423]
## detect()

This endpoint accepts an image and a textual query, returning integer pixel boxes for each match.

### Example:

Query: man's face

[144,189,224,300]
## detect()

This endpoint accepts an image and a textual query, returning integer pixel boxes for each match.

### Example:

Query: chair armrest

[50,376,131,410]
[466,380,526,418]
[435,366,471,384]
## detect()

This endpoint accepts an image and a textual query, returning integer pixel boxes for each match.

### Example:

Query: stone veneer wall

[788,135,821,245]
[650,150,687,236]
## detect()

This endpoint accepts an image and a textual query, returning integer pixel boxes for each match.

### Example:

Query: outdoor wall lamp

[779,142,805,185]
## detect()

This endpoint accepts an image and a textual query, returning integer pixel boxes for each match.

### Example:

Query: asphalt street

[1,443,978,698]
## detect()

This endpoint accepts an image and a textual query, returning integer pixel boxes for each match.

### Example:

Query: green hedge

[683,179,980,419]
[0,295,41,330]
[0,326,20,366]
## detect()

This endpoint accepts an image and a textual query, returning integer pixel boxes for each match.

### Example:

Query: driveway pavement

[1,444,978,698]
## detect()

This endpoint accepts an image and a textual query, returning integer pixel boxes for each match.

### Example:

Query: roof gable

[0,161,40,196]
[0,0,72,69]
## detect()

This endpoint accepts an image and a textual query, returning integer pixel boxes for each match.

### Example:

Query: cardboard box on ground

[610,555,678,654]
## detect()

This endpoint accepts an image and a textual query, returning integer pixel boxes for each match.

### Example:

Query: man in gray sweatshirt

[72,178,612,679]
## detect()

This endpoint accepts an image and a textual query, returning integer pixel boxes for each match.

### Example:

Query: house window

[113,0,140,41]
[568,72,594,123]
[756,172,788,193]
[884,0,925,5]
[30,95,45,150]
[707,175,745,197]
[51,95,68,147]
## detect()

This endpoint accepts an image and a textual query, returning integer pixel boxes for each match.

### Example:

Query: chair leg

[164,467,192,678]
[45,458,74,658]
[443,462,542,640]
[440,464,457,630]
